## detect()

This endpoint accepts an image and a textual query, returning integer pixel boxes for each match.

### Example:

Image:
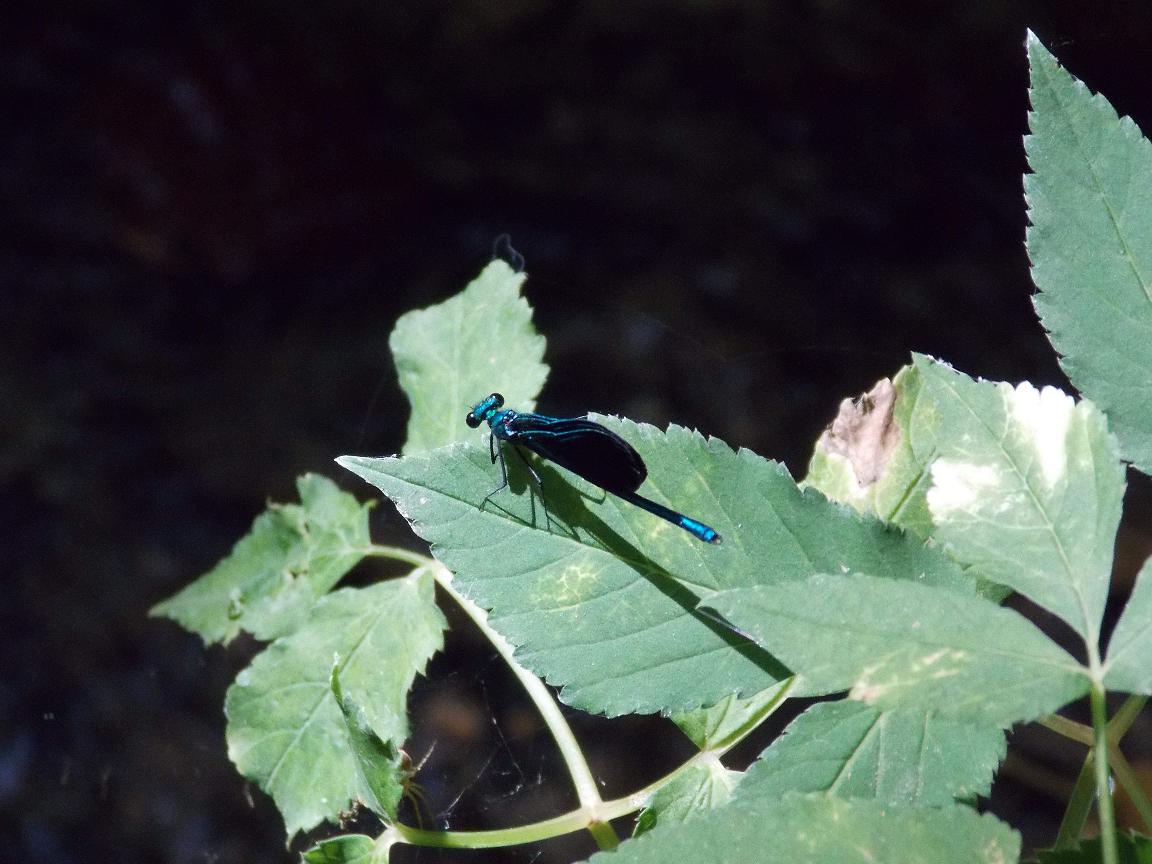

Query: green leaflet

[590,795,1020,864]
[225,573,445,838]
[151,473,373,643]
[734,700,1005,806]
[913,355,1123,643]
[1105,555,1152,694]
[390,260,548,455]
[632,759,740,838]
[670,683,791,751]
[1026,32,1152,476]
[709,573,1089,726]
[808,356,1125,644]
[331,664,406,821]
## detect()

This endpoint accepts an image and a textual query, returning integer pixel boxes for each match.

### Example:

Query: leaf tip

[1025,29,1052,62]
[336,455,377,480]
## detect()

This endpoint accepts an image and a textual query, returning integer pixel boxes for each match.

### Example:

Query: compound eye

[491,393,505,408]
[466,411,481,428]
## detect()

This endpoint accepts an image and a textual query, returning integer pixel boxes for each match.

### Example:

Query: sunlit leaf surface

[225,573,445,837]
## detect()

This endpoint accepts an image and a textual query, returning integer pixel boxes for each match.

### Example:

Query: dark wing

[509,415,647,494]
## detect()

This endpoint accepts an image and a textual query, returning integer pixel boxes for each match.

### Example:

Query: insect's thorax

[488,409,519,439]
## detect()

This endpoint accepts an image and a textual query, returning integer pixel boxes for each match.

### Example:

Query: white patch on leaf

[1005,381,1074,487]
[851,648,969,704]
[927,460,1001,518]
[913,649,950,669]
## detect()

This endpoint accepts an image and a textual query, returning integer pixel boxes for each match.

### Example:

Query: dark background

[8,2,1152,862]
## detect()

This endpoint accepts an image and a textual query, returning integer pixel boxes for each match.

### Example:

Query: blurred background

[7,1,1152,861]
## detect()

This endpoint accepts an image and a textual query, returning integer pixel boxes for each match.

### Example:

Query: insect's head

[466,392,505,428]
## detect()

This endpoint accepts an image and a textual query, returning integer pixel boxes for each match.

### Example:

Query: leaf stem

[1109,694,1147,740]
[1055,752,1096,849]
[1088,671,1117,864]
[1108,695,1152,833]
[383,741,766,850]
[1109,744,1152,833]
[586,821,621,851]
[1037,713,1093,747]
[1049,693,1147,850]
[358,544,431,568]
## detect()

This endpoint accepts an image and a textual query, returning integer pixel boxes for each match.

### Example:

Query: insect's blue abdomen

[677,516,721,544]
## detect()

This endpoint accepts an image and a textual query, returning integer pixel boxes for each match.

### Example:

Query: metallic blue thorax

[467,393,530,442]
[487,409,518,439]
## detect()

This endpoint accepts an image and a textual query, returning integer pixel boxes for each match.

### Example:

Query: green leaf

[303,834,389,864]
[1105,555,1152,693]
[331,664,406,821]
[734,700,1005,806]
[340,418,974,716]
[708,573,1089,726]
[390,260,548,454]
[670,683,791,751]
[591,795,1020,864]
[225,573,445,838]
[1036,832,1152,864]
[914,355,1124,642]
[632,759,740,837]
[151,474,373,644]
[1026,32,1152,475]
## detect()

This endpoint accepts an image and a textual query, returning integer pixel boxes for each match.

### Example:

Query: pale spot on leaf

[1005,381,1074,487]
[928,460,1001,518]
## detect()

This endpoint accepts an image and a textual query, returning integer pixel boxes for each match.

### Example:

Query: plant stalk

[1089,679,1117,864]
[1055,752,1096,850]
[1109,743,1152,834]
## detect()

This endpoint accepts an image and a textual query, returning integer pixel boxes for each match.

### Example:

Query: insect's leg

[509,445,554,531]
[481,437,511,508]
[488,431,498,464]
[412,742,436,773]
[404,782,430,829]
[510,444,543,489]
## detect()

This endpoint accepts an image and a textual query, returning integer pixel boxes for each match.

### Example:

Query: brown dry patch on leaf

[816,378,900,488]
